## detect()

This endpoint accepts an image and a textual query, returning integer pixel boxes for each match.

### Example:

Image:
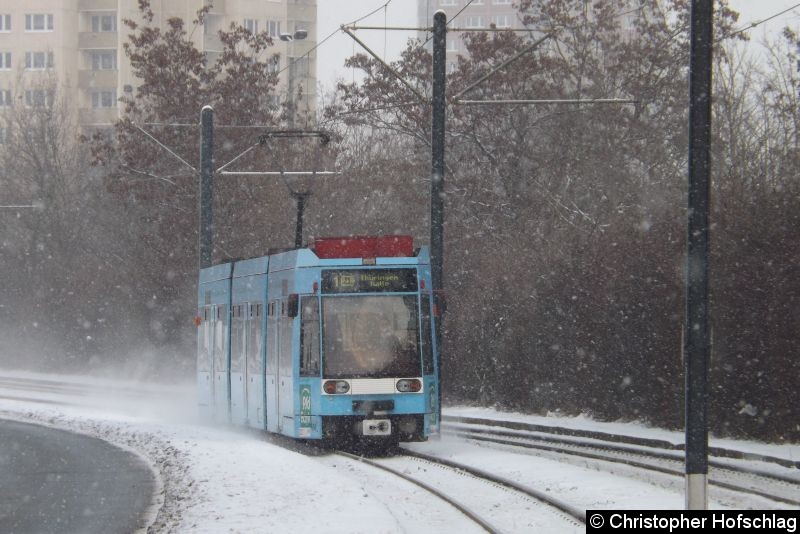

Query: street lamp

[278,28,308,128]
[279,29,307,42]
[278,28,311,247]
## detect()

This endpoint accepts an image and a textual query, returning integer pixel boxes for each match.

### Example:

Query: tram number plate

[362,419,391,436]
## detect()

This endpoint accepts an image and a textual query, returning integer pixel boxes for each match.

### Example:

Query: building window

[91,14,117,32]
[267,20,280,38]
[0,14,10,32]
[91,51,117,70]
[91,90,117,109]
[0,127,7,144]
[288,56,309,78]
[0,52,10,70]
[0,90,11,107]
[446,39,458,52]
[25,14,54,32]
[490,15,511,28]
[493,0,512,4]
[447,61,457,73]
[267,55,280,74]
[25,52,54,70]
[472,0,484,4]
[465,16,483,28]
[440,0,457,5]
[243,18,258,34]
[25,90,53,108]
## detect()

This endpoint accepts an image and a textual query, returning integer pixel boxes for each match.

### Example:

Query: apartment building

[417,0,527,72]
[0,0,317,129]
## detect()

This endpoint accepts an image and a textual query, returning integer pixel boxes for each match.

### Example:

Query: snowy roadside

[1,369,797,533]
[0,371,483,533]
[0,400,472,533]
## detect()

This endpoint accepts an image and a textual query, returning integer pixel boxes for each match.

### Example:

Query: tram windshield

[322,295,421,378]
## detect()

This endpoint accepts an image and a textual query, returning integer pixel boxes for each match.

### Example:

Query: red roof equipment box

[313,235,414,259]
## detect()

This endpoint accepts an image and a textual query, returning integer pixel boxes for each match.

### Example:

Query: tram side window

[230,304,245,373]
[197,307,211,372]
[300,297,320,376]
[279,299,293,376]
[214,305,228,372]
[247,303,263,375]
[420,294,434,375]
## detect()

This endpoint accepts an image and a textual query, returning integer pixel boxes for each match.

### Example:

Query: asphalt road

[0,420,157,533]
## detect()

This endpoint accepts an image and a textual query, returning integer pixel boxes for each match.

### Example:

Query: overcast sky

[315,1,800,91]
[316,0,419,92]
[727,0,800,40]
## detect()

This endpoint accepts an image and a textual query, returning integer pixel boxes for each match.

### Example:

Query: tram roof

[200,245,430,280]
[199,262,232,284]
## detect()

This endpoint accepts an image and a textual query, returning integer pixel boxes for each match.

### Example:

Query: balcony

[79,0,117,11]
[78,107,118,126]
[78,32,117,49]
[78,69,118,88]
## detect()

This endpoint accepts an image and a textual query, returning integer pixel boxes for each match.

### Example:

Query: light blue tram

[196,236,441,444]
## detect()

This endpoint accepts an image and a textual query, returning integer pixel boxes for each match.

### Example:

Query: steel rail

[0,376,166,399]
[334,450,499,533]
[399,448,587,524]
[443,415,800,469]
[446,428,800,507]
[445,423,800,486]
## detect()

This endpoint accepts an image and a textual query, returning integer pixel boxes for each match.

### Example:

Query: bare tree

[0,74,129,366]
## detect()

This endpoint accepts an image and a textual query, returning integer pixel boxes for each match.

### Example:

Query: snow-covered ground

[445,406,800,465]
[0,369,797,533]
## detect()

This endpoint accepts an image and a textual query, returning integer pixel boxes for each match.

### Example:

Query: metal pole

[431,10,446,427]
[288,53,295,129]
[431,10,446,309]
[292,191,310,249]
[685,0,713,511]
[199,105,214,269]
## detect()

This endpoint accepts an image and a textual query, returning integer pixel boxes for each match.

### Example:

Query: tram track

[445,423,800,485]
[334,448,585,534]
[443,415,800,469]
[334,449,500,533]
[442,418,800,509]
[0,375,171,399]
[3,373,796,511]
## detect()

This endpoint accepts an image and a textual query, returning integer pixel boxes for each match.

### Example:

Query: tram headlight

[323,380,350,394]
[396,379,422,393]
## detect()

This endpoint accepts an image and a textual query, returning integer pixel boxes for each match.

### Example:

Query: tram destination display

[322,269,417,293]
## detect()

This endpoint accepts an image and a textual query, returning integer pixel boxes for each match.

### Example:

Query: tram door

[266,300,280,433]
[420,293,440,434]
[246,303,265,428]
[229,304,247,424]
[213,304,230,422]
[197,306,214,418]
[278,298,294,434]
